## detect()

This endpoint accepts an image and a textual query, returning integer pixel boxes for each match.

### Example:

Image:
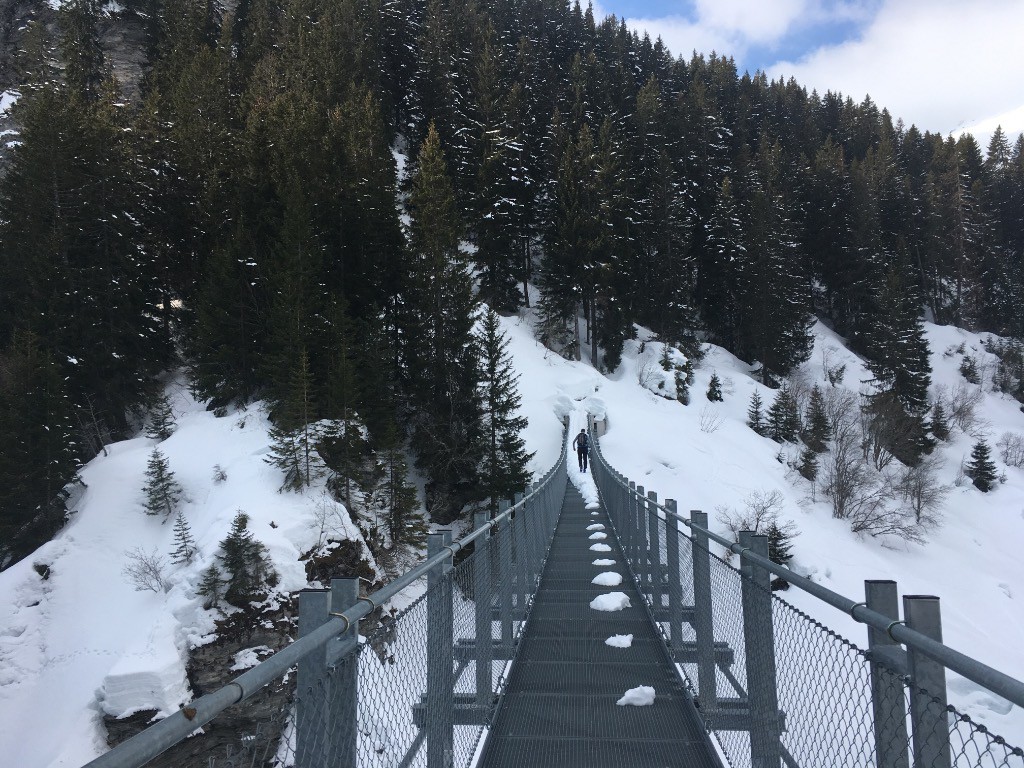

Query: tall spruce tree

[170,512,198,564]
[966,440,998,492]
[143,448,183,517]
[476,309,533,514]
[402,124,483,523]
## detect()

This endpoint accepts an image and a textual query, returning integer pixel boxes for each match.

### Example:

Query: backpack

[577,432,589,450]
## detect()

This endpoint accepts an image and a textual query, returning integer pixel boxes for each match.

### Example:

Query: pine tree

[767,387,800,442]
[930,403,950,442]
[803,385,830,452]
[146,394,176,441]
[476,309,533,514]
[797,445,818,483]
[767,520,796,591]
[402,124,483,524]
[966,440,998,492]
[170,511,197,564]
[706,373,723,402]
[747,391,766,434]
[218,511,277,606]
[143,448,183,517]
[366,421,425,553]
[197,564,224,608]
[675,367,690,405]
[266,348,320,491]
[0,331,79,561]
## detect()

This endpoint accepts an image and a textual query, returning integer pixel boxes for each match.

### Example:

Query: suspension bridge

[86,425,1024,768]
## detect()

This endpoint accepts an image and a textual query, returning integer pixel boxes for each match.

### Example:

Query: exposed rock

[103,600,298,768]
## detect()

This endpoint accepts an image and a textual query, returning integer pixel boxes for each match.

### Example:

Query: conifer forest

[2,0,1024,564]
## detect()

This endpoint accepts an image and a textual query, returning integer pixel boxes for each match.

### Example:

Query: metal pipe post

[865,580,910,768]
[296,589,330,768]
[636,485,647,589]
[498,500,513,646]
[426,531,454,768]
[740,531,782,768]
[474,511,493,707]
[328,578,359,766]
[691,511,716,708]
[513,492,527,618]
[904,595,952,768]
[665,500,683,650]
[648,490,661,608]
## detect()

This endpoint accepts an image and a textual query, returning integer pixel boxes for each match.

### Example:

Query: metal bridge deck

[479,484,721,768]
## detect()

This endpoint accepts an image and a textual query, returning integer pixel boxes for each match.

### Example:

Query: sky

[594,0,1024,149]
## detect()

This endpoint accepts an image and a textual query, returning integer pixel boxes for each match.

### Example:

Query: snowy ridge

[1,313,1023,764]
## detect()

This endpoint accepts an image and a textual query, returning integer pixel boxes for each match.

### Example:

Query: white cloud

[693,0,808,44]
[604,0,1023,147]
[765,0,1024,142]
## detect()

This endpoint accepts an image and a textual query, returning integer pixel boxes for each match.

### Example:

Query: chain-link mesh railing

[84,432,567,768]
[590,432,1024,768]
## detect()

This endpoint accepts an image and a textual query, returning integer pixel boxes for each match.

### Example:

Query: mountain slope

[0,315,1022,765]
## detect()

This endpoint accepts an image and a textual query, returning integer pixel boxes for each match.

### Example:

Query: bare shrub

[637,356,661,389]
[821,346,846,387]
[944,382,986,436]
[997,432,1024,468]
[718,489,786,539]
[122,548,170,593]
[212,464,228,483]
[699,406,724,433]
[891,455,947,526]
[821,398,875,522]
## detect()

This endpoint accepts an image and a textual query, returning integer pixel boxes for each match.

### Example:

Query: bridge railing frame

[589,428,1024,768]
[83,428,568,768]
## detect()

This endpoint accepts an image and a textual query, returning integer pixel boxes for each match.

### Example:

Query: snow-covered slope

[1,315,1023,765]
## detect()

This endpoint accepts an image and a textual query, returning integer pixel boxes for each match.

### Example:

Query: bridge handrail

[84,431,568,768]
[591,434,1024,710]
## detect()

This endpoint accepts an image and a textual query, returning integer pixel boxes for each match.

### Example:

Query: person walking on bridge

[572,428,590,472]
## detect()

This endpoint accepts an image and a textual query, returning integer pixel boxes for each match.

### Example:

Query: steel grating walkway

[479,483,722,768]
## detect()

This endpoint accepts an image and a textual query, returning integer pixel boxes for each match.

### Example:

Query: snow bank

[616,685,655,706]
[590,592,630,611]
[592,572,622,587]
[99,638,190,718]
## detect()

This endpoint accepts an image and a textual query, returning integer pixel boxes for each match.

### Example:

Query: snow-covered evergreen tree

[142,448,183,517]
[170,511,197,564]
[146,394,176,441]
[966,440,998,492]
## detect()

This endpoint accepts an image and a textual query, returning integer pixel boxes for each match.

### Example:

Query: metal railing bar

[591,439,1024,710]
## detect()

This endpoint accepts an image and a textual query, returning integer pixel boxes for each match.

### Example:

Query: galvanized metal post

[427,530,454,768]
[904,595,952,768]
[665,500,683,650]
[628,481,637,570]
[498,500,513,647]
[513,492,527,617]
[296,589,330,768]
[328,578,359,766]
[474,511,493,707]
[865,581,910,768]
[636,485,647,590]
[740,531,782,768]
[691,511,716,708]
[648,490,661,609]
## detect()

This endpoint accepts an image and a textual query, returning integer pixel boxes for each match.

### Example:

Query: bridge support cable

[590,427,1024,768]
